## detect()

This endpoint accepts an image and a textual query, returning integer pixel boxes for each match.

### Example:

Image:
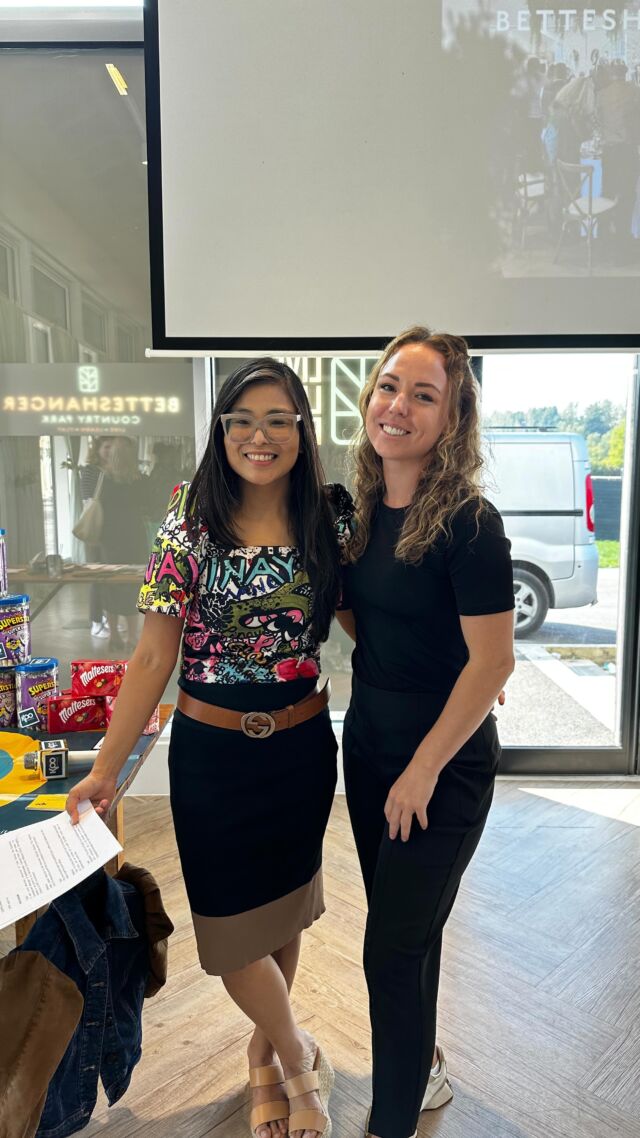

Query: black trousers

[343,676,500,1138]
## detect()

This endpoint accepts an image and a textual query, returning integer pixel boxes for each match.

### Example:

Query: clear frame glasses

[219,412,302,444]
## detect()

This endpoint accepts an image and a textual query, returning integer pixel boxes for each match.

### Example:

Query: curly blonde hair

[347,325,486,564]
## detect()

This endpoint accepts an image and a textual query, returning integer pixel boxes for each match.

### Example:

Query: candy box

[105,696,160,735]
[70,659,127,698]
[47,692,109,733]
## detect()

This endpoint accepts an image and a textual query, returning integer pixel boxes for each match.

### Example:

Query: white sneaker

[90,620,109,639]
[365,1046,453,1137]
[420,1045,453,1112]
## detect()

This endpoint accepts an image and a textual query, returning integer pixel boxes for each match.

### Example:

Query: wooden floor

[65,783,640,1137]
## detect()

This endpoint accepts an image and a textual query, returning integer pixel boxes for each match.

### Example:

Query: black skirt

[168,701,337,974]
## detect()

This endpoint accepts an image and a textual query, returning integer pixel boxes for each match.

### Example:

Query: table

[7,565,145,620]
[0,703,172,943]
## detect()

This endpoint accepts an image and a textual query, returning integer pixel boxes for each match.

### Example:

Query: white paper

[0,802,122,930]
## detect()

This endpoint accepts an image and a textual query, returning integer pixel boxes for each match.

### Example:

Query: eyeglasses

[219,412,302,444]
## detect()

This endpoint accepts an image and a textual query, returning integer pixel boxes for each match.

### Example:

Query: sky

[481,354,634,415]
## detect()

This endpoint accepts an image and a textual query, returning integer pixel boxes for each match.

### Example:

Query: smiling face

[97,438,113,466]
[365,342,450,466]
[222,381,300,487]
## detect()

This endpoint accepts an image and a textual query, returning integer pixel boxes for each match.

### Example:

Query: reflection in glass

[0,46,193,708]
[0,47,150,364]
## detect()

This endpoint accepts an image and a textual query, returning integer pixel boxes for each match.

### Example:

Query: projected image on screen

[443,2,640,278]
[146,0,640,347]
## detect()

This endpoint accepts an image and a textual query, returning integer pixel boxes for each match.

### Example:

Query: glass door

[481,352,640,773]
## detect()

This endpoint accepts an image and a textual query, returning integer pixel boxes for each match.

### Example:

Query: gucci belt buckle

[240,710,276,739]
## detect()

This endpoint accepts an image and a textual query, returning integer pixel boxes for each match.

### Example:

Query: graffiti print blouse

[137,482,354,685]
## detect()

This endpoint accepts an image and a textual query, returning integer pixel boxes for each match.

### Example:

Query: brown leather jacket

[0,950,84,1138]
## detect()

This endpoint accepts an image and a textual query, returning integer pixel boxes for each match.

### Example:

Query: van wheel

[513,570,549,638]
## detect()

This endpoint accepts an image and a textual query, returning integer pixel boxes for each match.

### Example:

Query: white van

[483,430,598,638]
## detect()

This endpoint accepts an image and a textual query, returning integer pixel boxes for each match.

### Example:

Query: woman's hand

[384,760,439,842]
[66,772,118,825]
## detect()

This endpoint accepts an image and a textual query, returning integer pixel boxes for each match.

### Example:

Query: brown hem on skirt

[192,867,325,975]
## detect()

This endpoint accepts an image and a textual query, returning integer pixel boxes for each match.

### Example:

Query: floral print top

[137,481,354,685]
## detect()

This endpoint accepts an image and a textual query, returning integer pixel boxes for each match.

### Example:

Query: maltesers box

[47,692,110,733]
[70,659,127,698]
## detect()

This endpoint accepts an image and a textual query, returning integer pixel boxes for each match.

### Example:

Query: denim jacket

[16,869,154,1138]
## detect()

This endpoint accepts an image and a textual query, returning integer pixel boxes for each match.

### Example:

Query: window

[32,265,69,330]
[214,350,639,774]
[116,323,136,362]
[0,240,16,300]
[81,297,107,353]
[0,47,151,363]
[481,353,633,755]
[29,319,53,363]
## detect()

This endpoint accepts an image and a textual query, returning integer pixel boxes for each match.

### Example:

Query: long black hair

[186,358,341,642]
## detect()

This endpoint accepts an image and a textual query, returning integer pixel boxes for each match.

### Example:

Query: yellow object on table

[0,731,47,806]
[26,794,69,811]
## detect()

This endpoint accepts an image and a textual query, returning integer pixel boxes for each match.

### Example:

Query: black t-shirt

[342,499,514,695]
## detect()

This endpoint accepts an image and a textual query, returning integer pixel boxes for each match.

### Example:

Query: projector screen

[145,0,640,351]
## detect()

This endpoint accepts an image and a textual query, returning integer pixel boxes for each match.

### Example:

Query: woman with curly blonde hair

[337,326,515,1138]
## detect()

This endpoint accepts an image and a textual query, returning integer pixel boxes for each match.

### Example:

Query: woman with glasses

[67,359,353,1138]
[337,327,514,1138]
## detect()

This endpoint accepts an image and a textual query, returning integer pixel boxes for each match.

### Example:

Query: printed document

[0,802,122,930]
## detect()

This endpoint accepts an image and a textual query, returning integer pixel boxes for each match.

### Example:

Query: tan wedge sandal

[284,1046,334,1137]
[248,1063,290,1137]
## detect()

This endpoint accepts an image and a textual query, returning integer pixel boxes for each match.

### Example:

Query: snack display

[104,695,160,736]
[0,666,16,728]
[70,659,127,698]
[15,657,59,730]
[47,692,110,733]
[0,594,31,665]
[143,704,161,735]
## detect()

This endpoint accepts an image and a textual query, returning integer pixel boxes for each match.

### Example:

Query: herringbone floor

[75,782,640,1138]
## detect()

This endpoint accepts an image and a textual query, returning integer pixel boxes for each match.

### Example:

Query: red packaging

[47,692,110,733]
[104,695,160,736]
[70,659,127,698]
[143,705,161,735]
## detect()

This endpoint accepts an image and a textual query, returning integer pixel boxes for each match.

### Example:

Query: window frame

[31,258,71,333]
[28,317,53,363]
[0,231,18,302]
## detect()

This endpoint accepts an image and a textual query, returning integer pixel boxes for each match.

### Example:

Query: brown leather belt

[176,678,331,739]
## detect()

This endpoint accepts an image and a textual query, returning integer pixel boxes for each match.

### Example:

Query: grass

[596,540,620,568]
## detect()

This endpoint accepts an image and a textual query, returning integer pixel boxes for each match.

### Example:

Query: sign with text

[0,363,194,437]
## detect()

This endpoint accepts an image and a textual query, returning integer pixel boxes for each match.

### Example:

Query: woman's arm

[79,464,99,502]
[335,608,356,641]
[66,612,183,822]
[412,610,514,773]
[384,609,515,841]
